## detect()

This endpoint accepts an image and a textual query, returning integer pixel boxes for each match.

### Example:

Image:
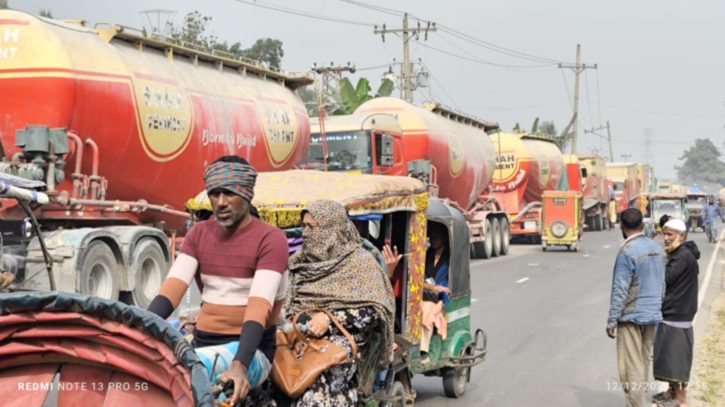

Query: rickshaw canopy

[186,170,428,228]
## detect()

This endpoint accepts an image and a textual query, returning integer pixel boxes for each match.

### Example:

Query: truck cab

[308,114,404,175]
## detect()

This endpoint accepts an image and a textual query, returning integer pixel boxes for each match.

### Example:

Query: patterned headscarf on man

[203,156,257,202]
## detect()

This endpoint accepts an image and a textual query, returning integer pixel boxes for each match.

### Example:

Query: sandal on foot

[656,399,680,407]
[652,391,671,402]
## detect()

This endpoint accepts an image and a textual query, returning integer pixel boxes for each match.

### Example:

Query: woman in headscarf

[281,200,395,407]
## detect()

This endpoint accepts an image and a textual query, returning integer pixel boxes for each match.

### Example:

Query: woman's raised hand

[383,245,403,278]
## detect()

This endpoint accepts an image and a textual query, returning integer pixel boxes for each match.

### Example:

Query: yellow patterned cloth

[186,170,429,228]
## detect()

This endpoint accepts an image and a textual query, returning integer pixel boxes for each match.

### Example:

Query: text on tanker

[0,28,19,59]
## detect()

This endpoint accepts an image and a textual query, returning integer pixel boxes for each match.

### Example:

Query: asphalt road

[413,227,723,407]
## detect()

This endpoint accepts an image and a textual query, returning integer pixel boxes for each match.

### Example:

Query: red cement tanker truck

[308,96,511,259]
[489,132,565,242]
[0,11,312,306]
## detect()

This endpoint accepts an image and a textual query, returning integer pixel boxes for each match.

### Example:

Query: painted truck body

[576,154,612,231]
[490,132,564,239]
[309,97,512,259]
[606,162,639,214]
[0,11,312,307]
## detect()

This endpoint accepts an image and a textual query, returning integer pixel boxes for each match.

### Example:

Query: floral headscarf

[287,200,395,368]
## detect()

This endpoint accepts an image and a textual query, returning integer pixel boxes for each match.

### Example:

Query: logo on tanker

[259,102,299,168]
[132,74,194,162]
[448,133,465,177]
[538,159,551,188]
[493,152,527,191]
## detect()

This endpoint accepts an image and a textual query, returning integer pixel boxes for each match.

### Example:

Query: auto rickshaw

[541,191,583,252]
[185,170,487,406]
[686,192,707,232]
[650,193,689,233]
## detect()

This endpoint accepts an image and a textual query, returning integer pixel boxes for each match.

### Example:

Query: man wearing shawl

[148,156,289,404]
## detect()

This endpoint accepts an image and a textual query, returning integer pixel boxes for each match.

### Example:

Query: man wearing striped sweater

[148,156,288,404]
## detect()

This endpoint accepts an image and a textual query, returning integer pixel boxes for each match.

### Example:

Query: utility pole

[139,10,177,37]
[559,44,597,155]
[642,128,655,166]
[374,15,436,103]
[311,62,356,115]
[585,121,614,161]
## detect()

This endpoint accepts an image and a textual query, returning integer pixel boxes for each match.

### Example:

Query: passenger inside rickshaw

[424,222,452,304]
[420,221,451,361]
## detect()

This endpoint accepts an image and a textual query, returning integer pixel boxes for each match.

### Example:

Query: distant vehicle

[607,162,639,218]
[686,192,707,232]
[577,154,612,231]
[650,193,689,232]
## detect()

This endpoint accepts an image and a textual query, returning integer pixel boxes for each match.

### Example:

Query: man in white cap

[651,218,700,407]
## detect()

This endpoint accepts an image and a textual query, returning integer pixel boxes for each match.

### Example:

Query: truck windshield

[308,131,372,171]
[612,182,625,193]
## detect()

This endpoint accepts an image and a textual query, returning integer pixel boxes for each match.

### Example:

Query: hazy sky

[9,0,725,181]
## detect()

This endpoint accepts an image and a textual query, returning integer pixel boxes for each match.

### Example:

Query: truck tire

[125,238,167,309]
[499,218,510,256]
[79,241,120,300]
[473,220,493,259]
[491,218,502,257]
[594,214,602,232]
[603,213,610,231]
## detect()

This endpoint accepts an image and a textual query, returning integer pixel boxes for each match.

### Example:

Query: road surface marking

[471,298,479,303]
[583,254,590,258]
[516,277,530,283]
[528,263,539,266]
[603,245,611,249]
[694,229,725,324]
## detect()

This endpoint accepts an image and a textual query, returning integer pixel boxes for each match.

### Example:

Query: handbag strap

[292,308,358,360]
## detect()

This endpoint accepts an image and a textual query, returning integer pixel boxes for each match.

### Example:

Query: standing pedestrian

[607,208,667,407]
[701,195,724,242]
[652,218,700,407]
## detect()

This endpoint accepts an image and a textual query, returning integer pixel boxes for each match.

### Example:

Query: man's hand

[432,285,451,295]
[382,245,403,278]
[221,360,250,404]
[308,312,330,337]
[606,327,616,339]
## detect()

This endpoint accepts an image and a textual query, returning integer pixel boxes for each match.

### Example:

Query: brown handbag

[271,308,358,398]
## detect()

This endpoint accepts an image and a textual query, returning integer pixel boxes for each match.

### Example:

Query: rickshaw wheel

[386,381,407,407]
[442,344,473,398]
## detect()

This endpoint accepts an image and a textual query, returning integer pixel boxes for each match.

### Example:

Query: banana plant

[334,77,395,115]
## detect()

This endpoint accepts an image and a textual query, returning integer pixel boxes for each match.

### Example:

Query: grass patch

[692,298,725,405]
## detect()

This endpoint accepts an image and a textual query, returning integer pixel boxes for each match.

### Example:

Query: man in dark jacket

[652,218,700,407]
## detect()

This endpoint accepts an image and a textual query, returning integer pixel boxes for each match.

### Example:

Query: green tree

[333,77,394,115]
[297,86,319,117]
[168,12,284,68]
[676,138,725,185]
[239,38,284,68]
[39,9,53,18]
[167,11,217,49]
[0,0,9,9]
[539,120,557,137]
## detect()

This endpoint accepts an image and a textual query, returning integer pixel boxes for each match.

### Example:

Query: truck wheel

[499,218,510,256]
[594,214,602,232]
[603,215,610,231]
[472,220,494,259]
[491,218,502,257]
[79,241,120,300]
[126,238,167,308]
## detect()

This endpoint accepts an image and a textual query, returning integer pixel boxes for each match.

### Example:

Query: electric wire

[233,0,375,27]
